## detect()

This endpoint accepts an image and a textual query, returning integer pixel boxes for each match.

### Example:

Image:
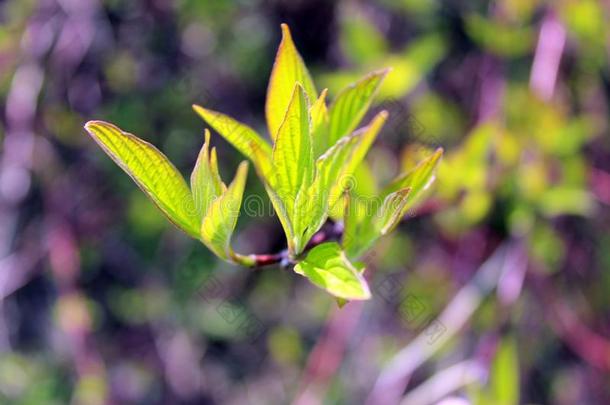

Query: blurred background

[1,0,610,403]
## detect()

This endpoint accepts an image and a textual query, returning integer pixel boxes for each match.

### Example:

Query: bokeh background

[1,0,610,404]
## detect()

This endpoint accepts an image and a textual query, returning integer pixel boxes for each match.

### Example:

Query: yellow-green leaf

[84,120,199,238]
[383,147,443,211]
[342,190,378,259]
[310,88,329,157]
[200,162,249,260]
[272,83,313,217]
[293,175,328,253]
[327,69,388,147]
[376,187,412,235]
[266,24,318,140]
[294,242,371,300]
[192,105,272,174]
[190,129,225,218]
[328,111,388,210]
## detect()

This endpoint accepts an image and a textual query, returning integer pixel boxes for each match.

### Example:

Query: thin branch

[238,220,344,268]
[399,360,486,405]
[367,242,520,405]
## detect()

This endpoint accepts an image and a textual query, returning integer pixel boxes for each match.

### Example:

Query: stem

[233,220,344,268]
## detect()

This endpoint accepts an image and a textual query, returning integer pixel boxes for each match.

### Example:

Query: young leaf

[190,129,225,218]
[293,175,328,253]
[200,162,249,260]
[310,89,329,157]
[266,24,318,140]
[192,105,272,174]
[250,140,298,253]
[376,187,412,235]
[272,84,313,214]
[327,111,388,211]
[294,242,371,300]
[383,147,443,209]
[342,149,443,259]
[84,121,199,239]
[327,69,389,147]
[342,190,378,259]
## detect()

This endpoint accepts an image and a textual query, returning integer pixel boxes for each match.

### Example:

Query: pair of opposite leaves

[85,24,442,301]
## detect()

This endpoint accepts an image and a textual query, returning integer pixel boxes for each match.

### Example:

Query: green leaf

[200,161,249,260]
[342,149,443,259]
[342,189,378,259]
[192,104,272,174]
[84,120,199,238]
[294,242,371,300]
[272,83,313,202]
[249,140,297,254]
[383,147,443,212]
[271,84,314,253]
[488,336,519,405]
[266,24,318,140]
[190,129,226,218]
[327,69,388,148]
[376,188,412,235]
[293,175,328,252]
[328,111,388,211]
[310,89,329,157]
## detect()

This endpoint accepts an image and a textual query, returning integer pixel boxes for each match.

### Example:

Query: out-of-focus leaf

[190,129,225,218]
[200,162,249,260]
[192,105,272,173]
[266,24,317,140]
[327,69,388,148]
[340,8,387,65]
[294,242,371,300]
[84,121,199,238]
[489,336,519,405]
[465,14,534,57]
[538,187,594,217]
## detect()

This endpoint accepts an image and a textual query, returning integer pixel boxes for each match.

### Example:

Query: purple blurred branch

[367,242,524,404]
[530,11,566,101]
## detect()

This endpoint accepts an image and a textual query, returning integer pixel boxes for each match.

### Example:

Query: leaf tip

[280,23,291,39]
[84,120,106,132]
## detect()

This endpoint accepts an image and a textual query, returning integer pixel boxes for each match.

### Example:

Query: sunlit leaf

[310,89,329,157]
[376,188,412,235]
[328,111,388,211]
[85,120,199,238]
[327,69,388,148]
[383,147,443,211]
[342,190,379,259]
[272,83,313,204]
[294,175,328,252]
[294,242,371,300]
[200,162,249,260]
[190,129,225,218]
[192,105,272,174]
[266,24,318,140]
[343,149,443,259]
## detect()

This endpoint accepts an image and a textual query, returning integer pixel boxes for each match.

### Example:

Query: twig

[399,360,486,405]
[237,220,344,268]
[367,242,518,404]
